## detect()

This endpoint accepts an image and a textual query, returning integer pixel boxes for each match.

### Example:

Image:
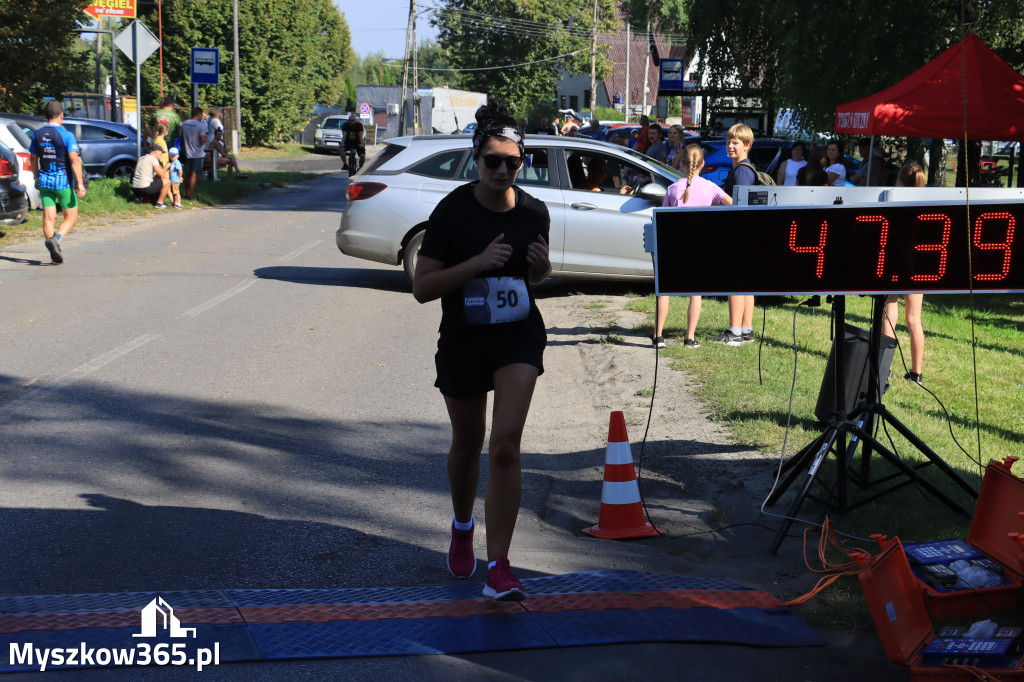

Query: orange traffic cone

[583,411,660,539]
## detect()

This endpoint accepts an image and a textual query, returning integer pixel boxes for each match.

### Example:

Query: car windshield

[321,119,345,130]
[3,121,32,148]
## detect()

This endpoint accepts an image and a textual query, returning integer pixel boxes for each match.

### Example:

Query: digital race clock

[650,201,1023,296]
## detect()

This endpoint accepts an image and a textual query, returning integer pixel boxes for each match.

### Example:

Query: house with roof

[554,10,771,132]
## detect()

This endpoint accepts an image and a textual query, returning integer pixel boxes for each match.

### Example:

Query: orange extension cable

[783,517,873,607]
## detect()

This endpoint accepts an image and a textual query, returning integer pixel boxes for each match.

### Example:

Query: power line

[417,48,587,72]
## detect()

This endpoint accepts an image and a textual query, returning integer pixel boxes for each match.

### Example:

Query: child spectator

[712,124,758,346]
[151,123,170,167]
[883,162,928,383]
[168,147,183,209]
[654,143,732,349]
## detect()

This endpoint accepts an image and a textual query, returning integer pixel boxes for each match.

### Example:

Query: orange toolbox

[856,533,1024,680]
[876,456,1024,620]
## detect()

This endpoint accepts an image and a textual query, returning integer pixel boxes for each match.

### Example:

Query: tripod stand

[766,295,979,555]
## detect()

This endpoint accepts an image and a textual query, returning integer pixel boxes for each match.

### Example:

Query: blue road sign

[191,48,219,85]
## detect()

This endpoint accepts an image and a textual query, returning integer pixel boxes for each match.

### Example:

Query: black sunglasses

[480,154,524,171]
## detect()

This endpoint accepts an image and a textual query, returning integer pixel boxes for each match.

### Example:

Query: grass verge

[0,169,320,250]
[627,293,1024,623]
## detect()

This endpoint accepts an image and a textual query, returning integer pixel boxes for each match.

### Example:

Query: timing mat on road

[0,570,823,673]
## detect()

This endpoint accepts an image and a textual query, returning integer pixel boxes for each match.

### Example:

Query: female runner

[413,100,551,601]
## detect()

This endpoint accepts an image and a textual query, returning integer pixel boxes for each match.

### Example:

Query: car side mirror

[637,183,666,203]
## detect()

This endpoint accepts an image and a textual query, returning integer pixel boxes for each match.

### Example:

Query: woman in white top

[824,139,847,186]
[776,140,808,186]
[206,107,225,151]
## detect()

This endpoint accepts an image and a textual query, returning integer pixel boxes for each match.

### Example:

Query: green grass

[626,293,1024,544]
[239,143,315,159]
[0,170,320,250]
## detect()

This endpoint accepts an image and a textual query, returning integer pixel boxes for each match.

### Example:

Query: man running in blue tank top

[29,100,86,264]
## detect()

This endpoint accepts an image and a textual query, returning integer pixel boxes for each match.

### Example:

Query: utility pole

[589,0,598,118]
[94,18,104,95]
[399,0,414,135]
[233,0,242,152]
[641,18,650,117]
[624,23,630,122]
[412,0,419,135]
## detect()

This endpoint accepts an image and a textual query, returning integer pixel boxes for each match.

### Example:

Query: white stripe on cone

[605,440,633,465]
[601,479,644,506]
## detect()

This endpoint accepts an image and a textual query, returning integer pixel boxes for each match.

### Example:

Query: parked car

[462,122,477,135]
[0,112,47,137]
[313,115,350,153]
[0,117,41,209]
[337,134,682,283]
[60,117,140,179]
[0,140,29,226]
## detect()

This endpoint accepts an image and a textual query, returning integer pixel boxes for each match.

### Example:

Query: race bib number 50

[464,277,530,324]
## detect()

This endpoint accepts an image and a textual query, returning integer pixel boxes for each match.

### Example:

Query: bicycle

[344,145,361,175]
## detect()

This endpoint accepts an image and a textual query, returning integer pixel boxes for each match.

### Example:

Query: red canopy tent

[834,34,1024,141]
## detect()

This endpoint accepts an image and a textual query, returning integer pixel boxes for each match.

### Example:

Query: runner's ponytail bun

[472,98,524,158]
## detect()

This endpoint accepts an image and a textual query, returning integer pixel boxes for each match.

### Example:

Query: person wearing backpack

[712,124,759,346]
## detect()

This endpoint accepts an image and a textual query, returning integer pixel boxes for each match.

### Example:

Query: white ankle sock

[729,326,742,336]
[488,560,497,570]
[452,515,474,531]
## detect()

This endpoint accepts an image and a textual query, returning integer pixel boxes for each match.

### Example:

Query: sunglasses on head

[480,154,523,171]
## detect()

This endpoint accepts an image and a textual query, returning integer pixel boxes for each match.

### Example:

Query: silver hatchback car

[336,135,683,282]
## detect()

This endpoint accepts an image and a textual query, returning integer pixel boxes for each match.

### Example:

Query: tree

[415,40,462,89]
[360,53,402,87]
[136,0,353,146]
[343,75,357,112]
[0,0,92,112]
[684,0,1024,135]
[433,0,617,117]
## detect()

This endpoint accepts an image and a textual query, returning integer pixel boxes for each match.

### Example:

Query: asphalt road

[0,169,907,680]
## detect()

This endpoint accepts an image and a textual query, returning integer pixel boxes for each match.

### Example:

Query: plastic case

[878,456,1024,620]
[856,534,1024,680]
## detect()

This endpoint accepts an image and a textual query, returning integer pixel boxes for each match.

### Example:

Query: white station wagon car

[336,134,684,282]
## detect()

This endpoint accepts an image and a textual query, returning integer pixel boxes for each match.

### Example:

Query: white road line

[280,239,323,262]
[182,278,258,317]
[0,333,160,423]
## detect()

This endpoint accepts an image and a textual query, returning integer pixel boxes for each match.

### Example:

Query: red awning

[834,34,1024,141]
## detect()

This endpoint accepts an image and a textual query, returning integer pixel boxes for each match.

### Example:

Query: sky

[335,0,439,59]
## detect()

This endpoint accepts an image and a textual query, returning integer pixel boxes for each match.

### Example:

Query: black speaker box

[815,323,897,422]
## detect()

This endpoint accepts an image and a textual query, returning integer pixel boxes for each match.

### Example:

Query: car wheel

[402,230,424,284]
[108,162,134,179]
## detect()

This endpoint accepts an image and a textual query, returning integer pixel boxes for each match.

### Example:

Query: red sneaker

[483,557,525,601]
[447,522,476,578]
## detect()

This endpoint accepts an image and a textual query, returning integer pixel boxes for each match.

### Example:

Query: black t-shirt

[342,120,364,144]
[723,160,756,196]
[419,182,550,337]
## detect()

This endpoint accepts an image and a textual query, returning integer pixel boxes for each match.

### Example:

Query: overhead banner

[84,0,137,21]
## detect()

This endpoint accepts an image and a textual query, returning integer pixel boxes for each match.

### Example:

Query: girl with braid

[652,144,732,349]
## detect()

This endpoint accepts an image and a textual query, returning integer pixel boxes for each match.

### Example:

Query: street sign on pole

[191,48,220,85]
[114,20,160,64]
[114,20,161,156]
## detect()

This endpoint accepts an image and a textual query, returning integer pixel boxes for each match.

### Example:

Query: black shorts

[131,178,163,197]
[434,326,545,399]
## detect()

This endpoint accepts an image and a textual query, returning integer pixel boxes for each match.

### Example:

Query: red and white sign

[84,0,137,20]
